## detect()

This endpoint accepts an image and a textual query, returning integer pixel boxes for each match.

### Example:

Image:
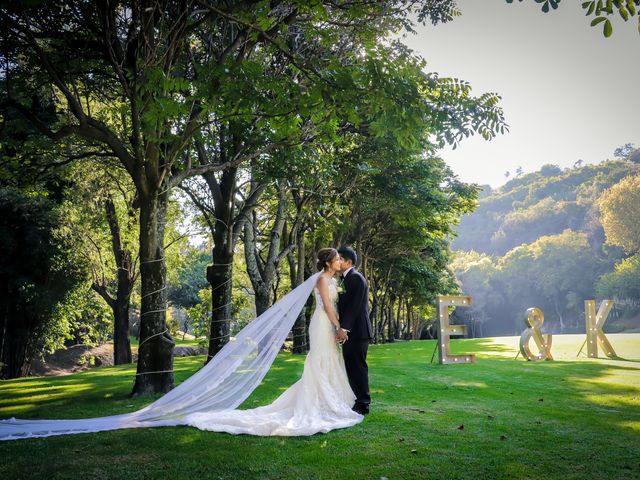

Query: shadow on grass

[1,339,638,428]
[0,356,208,419]
[0,339,639,479]
[610,356,640,363]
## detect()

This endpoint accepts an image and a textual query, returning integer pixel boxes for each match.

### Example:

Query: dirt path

[29,340,205,377]
[29,343,134,376]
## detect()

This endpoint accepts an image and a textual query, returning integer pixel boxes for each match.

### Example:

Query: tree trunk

[104,197,133,365]
[395,298,402,339]
[113,298,131,364]
[205,166,238,361]
[370,278,379,344]
[207,258,233,360]
[289,228,308,353]
[0,299,36,379]
[131,191,175,396]
[387,296,395,343]
[553,298,565,333]
[244,182,291,317]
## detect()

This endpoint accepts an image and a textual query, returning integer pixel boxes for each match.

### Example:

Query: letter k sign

[584,300,617,359]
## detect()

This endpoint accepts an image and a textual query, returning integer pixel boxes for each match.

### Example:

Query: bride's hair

[316,248,338,271]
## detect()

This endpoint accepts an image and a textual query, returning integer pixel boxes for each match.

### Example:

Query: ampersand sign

[519,307,553,361]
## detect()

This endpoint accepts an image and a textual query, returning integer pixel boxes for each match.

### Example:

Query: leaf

[619,6,630,20]
[591,16,607,25]
[604,18,613,36]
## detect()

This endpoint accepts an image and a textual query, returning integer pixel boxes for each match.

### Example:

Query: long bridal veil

[0,272,322,441]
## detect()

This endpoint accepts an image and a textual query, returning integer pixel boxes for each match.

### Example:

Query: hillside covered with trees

[450,148,640,337]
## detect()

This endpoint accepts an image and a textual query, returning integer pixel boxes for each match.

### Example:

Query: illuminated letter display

[584,300,617,358]
[519,307,553,361]
[436,295,475,364]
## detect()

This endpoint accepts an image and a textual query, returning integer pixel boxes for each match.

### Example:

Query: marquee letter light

[519,307,553,361]
[584,300,617,358]
[436,295,475,364]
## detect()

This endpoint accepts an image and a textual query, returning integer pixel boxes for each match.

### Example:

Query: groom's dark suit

[337,268,373,409]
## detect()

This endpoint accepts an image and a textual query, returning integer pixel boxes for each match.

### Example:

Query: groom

[336,246,373,415]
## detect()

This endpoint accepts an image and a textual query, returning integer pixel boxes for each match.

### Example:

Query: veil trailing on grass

[0,272,322,441]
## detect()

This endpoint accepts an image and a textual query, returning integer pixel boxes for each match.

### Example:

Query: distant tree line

[451,153,640,336]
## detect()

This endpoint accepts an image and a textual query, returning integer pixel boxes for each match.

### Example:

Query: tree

[598,175,640,254]
[506,0,640,37]
[2,1,235,394]
[496,229,608,333]
[597,253,640,301]
[62,161,139,365]
[0,187,85,378]
[5,1,452,393]
[450,251,504,337]
[614,143,635,159]
[177,2,505,354]
[167,247,210,310]
[540,164,562,177]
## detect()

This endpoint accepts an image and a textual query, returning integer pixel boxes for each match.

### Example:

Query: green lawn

[1,334,639,480]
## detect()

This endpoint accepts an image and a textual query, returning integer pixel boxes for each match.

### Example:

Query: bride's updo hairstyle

[316,248,338,271]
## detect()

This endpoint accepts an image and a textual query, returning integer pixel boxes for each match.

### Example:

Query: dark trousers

[342,339,371,406]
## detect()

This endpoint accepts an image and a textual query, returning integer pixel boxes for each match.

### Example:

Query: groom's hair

[337,246,358,267]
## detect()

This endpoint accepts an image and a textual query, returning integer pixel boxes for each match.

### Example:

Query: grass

[1,334,639,480]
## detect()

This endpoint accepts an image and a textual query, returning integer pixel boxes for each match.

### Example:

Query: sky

[399,0,640,188]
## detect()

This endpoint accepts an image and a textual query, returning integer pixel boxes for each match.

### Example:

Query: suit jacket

[337,269,373,340]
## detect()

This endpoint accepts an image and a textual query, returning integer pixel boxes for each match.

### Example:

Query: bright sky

[400,0,640,188]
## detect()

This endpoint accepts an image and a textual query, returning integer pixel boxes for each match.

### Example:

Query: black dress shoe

[352,403,370,415]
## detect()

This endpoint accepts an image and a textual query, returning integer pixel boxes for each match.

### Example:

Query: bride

[0,248,363,440]
[184,247,363,435]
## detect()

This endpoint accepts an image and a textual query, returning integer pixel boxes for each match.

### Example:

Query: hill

[453,159,639,256]
[449,156,640,336]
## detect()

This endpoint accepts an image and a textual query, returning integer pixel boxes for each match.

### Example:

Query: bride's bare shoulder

[316,273,333,288]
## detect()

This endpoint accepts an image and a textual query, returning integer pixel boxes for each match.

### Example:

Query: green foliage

[506,0,640,37]
[598,174,640,254]
[45,284,113,354]
[597,253,640,300]
[167,247,210,309]
[454,160,639,255]
[0,186,87,377]
[452,161,640,335]
[453,230,614,334]
[186,287,252,344]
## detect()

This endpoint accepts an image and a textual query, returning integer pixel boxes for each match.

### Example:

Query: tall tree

[0,187,85,378]
[598,175,640,254]
[64,162,139,365]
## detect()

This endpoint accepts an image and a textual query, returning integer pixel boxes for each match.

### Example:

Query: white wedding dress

[0,273,362,440]
[184,277,363,435]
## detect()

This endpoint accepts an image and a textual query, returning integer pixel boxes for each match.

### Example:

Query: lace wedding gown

[184,277,363,436]
[0,274,362,440]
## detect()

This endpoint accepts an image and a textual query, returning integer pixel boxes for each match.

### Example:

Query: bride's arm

[317,275,341,331]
